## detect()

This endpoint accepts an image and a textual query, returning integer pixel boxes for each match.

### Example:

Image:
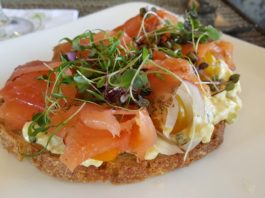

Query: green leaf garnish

[142,47,149,60]
[133,71,149,90]
[119,69,137,88]
[205,25,221,40]
[73,74,89,93]
[51,93,66,99]
[96,77,106,88]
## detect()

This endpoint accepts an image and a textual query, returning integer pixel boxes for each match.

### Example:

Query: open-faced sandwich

[0,7,242,184]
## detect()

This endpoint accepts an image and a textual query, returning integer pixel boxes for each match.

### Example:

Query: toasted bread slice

[0,121,225,184]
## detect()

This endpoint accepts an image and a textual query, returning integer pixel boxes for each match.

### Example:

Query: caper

[187,51,198,63]
[139,7,147,17]
[229,74,240,84]
[29,136,37,143]
[184,20,191,30]
[225,81,235,91]
[151,7,157,12]
[198,62,209,70]
[209,84,217,92]
[188,10,198,19]
[176,133,190,145]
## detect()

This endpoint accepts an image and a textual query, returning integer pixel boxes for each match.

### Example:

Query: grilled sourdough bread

[0,121,224,184]
[0,7,241,184]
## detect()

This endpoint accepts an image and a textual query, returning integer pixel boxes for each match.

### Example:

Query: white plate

[0,2,265,198]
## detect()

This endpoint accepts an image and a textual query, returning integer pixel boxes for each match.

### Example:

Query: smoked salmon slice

[49,104,156,171]
[52,31,135,61]
[0,99,41,131]
[60,122,130,171]
[0,61,76,131]
[114,9,178,38]
[8,61,60,81]
[0,67,48,131]
[182,40,235,69]
[146,57,197,99]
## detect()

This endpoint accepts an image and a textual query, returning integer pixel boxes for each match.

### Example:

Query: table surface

[2,0,265,47]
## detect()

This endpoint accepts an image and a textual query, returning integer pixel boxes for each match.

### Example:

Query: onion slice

[163,95,179,137]
[183,81,205,116]
[162,80,205,137]
[154,136,183,155]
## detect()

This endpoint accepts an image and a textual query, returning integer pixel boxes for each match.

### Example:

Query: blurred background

[1,0,265,47]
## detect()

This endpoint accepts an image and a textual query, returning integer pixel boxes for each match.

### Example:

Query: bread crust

[0,121,225,184]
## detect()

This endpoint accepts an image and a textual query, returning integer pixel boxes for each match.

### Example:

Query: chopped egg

[179,96,215,149]
[22,121,104,167]
[144,146,159,160]
[217,59,233,80]
[81,159,103,167]
[211,82,242,124]
[22,121,65,155]
[148,60,241,157]
[204,54,233,81]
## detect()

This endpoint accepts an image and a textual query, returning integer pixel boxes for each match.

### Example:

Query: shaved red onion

[66,52,76,61]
